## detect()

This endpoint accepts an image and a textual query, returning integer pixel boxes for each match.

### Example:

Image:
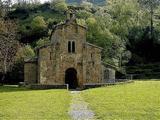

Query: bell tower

[65,10,76,22]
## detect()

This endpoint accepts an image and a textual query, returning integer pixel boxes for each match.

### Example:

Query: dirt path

[69,91,95,120]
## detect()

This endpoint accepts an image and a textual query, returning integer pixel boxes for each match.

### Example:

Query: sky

[10,0,51,4]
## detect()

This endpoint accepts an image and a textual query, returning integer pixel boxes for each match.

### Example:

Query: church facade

[24,15,115,89]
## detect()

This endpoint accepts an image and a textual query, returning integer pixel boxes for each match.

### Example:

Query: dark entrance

[65,68,78,89]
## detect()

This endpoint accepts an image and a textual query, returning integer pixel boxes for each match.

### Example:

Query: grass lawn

[82,81,160,120]
[0,86,71,120]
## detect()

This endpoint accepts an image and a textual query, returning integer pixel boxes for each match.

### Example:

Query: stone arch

[65,68,78,89]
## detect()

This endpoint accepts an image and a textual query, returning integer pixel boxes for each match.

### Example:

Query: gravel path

[69,91,95,120]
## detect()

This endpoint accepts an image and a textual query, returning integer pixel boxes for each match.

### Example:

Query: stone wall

[38,46,57,84]
[85,44,103,84]
[24,62,37,84]
[36,21,105,87]
[38,23,86,87]
[103,66,116,83]
[24,19,116,87]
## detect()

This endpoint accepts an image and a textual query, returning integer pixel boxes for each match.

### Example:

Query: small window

[50,52,52,60]
[68,41,71,53]
[68,41,76,53]
[72,41,75,53]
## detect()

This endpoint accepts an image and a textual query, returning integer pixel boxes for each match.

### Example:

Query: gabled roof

[24,57,38,63]
[86,42,103,50]
[50,18,87,40]
[35,43,51,50]
[102,62,118,70]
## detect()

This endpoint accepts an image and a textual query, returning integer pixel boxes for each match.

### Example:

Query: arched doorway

[65,68,78,89]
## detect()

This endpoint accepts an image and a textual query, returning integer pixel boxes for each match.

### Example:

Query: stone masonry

[24,14,116,89]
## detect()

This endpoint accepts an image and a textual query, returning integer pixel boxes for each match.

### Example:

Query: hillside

[8,3,66,43]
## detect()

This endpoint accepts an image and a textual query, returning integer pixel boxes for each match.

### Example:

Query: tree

[51,0,68,12]
[31,16,47,30]
[1,0,12,15]
[76,10,93,19]
[87,0,138,65]
[0,0,3,17]
[15,45,35,61]
[30,16,48,42]
[138,0,160,39]
[0,19,19,85]
[80,1,93,10]
[36,37,50,48]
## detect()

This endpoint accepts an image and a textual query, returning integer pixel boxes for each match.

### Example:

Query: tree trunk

[150,1,154,40]
[0,74,5,86]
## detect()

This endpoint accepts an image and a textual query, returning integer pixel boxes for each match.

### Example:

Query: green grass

[82,81,160,120]
[0,86,71,120]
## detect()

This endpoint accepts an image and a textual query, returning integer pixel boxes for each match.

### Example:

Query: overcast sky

[11,0,51,4]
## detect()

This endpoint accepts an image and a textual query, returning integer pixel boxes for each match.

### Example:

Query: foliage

[50,0,68,12]
[0,0,3,17]
[7,7,29,19]
[86,17,96,25]
[29,16,48,43]
[0,19,19,83]
[36,37,50,48]
[76,10,93,19]
[15,45,35,62]
[0,87,71,119]
[9,3,65,43]
[80,1,93,10]
[138,0,160,39]
[6,45,35,84]
[85,0,138,65]
[31,16,47,30]
[82,81,160,120]
[76,18,86,26]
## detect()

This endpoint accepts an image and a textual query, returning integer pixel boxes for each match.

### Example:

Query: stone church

[24,13,116,89]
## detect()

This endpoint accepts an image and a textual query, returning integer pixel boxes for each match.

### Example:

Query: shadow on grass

[0,85,31,93]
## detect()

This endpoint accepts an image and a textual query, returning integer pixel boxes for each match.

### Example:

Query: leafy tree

[30,16,48,42]
[50,0,68,12]
[86,0,138,65]
[76,10,93,19]
[36,37,50,48]
[80,1,93,10]
[31,16,47,30]
[138,0,160,39]
[0,0,3,17]
[86,17,96,25]
[13,45,35,84]
[15,45,35,61]
[76,18,86,26]
[0,19,19,84]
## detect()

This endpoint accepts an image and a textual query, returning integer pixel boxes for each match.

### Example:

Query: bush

[36,37,50,48]
[31,16,47,31]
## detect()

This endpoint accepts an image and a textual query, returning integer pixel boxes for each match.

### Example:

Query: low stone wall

[28,84,68,90]
[84,80,134,89]
[115,79,128,82]
[26,81,134,90]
